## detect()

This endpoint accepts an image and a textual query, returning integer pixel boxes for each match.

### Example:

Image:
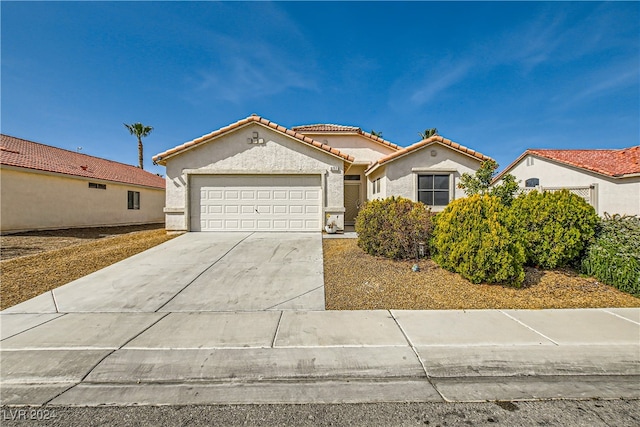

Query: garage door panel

[191,175,322,232]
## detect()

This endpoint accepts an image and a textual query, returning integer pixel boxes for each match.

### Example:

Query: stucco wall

[163,123,346,231]
[0,167,165,233]
[504,155,640,216]
[372,143,483,211]
[298,133,396,164]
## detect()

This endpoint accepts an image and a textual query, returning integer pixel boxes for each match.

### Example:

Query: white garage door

[190,175,322,231]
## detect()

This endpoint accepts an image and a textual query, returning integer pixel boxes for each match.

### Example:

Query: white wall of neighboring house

[367,143,483,211]
[501,155,640,216]
[0,167,165,233]
[162,123,347,231]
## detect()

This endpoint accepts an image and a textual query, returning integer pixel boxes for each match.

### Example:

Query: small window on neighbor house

[89,182,106,190]
[344,175,361,181]
[418,174,450,206]
[128,191,140,210]
[525,178,540,188]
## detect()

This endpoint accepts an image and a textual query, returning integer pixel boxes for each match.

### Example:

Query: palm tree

[418,128,438,140]
[370,130,383,138]
[124,122,153,169]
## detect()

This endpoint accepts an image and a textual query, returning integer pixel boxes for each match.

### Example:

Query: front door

[344,182,361,226]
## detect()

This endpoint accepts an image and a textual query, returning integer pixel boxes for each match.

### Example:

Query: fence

[519,184,598,209]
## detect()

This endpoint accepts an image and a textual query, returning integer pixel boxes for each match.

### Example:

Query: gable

[163,122,348,178]
[154,115,354,166]
[366,137,490,176]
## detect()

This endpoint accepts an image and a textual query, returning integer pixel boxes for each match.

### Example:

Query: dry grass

[1,228,176,309]
[323,239,640,310]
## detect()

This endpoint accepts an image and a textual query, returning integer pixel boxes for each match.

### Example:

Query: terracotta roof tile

[366,135,491,174]
[527,147,640,177]
[153,115,355,164]
[0,134,165,189]
[292,124,401,151]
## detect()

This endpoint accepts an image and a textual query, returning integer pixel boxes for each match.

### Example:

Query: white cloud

[408,61,472,106]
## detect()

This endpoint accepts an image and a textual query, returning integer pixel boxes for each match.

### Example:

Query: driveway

[3,232,325,313]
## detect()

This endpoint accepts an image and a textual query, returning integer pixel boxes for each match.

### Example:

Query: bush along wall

[581,214,640,297]
[431,194,525,287]
[355,197,433,260]
[509,190,598,269]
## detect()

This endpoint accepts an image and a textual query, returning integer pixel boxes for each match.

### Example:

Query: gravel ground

[1,400,638,426]
[323,239,640,310]
[0,227,176,310]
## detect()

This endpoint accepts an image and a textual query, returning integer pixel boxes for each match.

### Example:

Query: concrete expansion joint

[153,232,255,312]
[601,308,640,325]
[387,310,445,401]
[271,311,283,348]
[498,310,560,346]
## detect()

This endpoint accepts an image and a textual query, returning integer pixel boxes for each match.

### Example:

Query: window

[128,191,140,210]
[344,175,361,181]
[525,178,540,188]
[417,174,450,206]
[372,178,381,194]
[88,182,106,190]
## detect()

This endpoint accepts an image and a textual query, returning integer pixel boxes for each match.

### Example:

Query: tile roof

[292,124,402,151]
[366,135,491,174]
[528,147,640,177]
[0,134,166,189]
[153,115,355,164]
[495,146,640,181]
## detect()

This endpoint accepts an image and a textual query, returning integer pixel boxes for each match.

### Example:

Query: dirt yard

[0,224,166,260]
[323,239,640,310]
[0,225,176,309]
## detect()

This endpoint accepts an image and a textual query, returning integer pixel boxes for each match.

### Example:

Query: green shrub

[355,196,433,260]
[509,190,598,269]
[581,214,640,297]
[431,194,525,286]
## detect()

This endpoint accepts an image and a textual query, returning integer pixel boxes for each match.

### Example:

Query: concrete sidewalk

[2,308,638,405]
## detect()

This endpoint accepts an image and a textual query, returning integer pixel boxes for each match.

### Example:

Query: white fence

[519,185,597,208]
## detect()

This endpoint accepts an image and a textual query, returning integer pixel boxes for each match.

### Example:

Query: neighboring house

[152,114,490,232]
[0,134,166,233]
[494,146,640,216]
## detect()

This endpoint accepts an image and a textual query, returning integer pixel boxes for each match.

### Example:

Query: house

[152,114,490,232]
[0,134,166,233]
[494,146,640,216]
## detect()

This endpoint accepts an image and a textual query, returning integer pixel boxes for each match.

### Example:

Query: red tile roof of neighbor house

[292,124,402,151]
[0,134,166,189]
[153,115,355,164]
[528,147,640,177]
[366,135,492,174]
[494,146,640,181]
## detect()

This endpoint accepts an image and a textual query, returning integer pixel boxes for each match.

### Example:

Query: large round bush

[509,190,598,269]
[431,194,525,286]
[355,196,433,260]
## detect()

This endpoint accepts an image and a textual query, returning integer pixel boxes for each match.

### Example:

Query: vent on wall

[89,182,106,190]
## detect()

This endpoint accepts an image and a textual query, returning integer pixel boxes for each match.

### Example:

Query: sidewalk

[2,308,638,405]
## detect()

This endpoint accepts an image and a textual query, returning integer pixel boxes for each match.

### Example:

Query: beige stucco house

[494,146,640,216]
[0,134,166,233]
[153,114,489,233]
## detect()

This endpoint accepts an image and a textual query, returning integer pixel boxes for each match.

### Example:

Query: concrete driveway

[3,232,325,313]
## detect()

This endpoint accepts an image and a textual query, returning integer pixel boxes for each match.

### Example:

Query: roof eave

[152,116,354,165]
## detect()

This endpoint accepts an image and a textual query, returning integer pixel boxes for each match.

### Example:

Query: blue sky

[2,1,638,177]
